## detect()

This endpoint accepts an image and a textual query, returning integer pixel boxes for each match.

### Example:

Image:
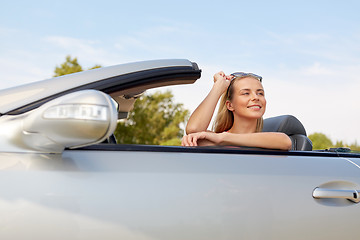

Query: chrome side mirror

[0,90,118,153]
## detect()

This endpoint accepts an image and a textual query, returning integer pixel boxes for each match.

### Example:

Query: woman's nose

[251,93,259,100]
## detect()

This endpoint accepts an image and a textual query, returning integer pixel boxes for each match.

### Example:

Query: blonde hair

[212,76,264,133]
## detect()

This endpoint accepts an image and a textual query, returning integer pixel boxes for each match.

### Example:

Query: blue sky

[1,0,359,144]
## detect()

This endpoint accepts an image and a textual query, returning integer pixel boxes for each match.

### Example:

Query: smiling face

[226,76,266,120]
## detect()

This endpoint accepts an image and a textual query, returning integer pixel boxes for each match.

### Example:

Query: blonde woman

[182,71,292,150]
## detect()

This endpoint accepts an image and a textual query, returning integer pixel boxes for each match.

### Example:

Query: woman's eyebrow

[239,88,264,91]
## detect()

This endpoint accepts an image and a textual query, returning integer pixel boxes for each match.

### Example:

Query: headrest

[262,115,307,136]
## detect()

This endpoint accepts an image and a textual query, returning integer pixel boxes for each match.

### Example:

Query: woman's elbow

[185,125,196,135]
[186,127,203,135]
[282,134,293,150]
[185,124,205,135]
[271,132,292,150]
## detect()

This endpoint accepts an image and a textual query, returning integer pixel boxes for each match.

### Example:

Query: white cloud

[301,62,335,76]
[262,31,360,66]
[45,36,98,49]
[262,63,360,144]
[114,36,154,52]
[112,24,205,60]
[0,27,18,37]
[0,52,53,88]
[44,36,109,64]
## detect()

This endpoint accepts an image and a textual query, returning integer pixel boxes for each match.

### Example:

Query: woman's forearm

[182,131,292,150]
[218,132,292,150]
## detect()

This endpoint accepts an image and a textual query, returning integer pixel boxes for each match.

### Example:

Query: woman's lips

[247,105,261,109]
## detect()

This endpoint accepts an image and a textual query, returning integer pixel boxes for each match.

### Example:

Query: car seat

[263,115,313,151]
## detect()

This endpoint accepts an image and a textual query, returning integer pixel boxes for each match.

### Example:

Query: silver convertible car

[0,59,359,240]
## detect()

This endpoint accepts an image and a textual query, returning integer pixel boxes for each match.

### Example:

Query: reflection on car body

[0,59,359,240]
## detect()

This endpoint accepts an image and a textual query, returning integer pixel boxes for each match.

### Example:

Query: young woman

[181,71,292,150]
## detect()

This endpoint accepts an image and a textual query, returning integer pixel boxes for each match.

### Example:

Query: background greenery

[308,133,359,151]
[115,91,189,146]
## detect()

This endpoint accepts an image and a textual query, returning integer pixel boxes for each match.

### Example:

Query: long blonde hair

[212,76,264,133]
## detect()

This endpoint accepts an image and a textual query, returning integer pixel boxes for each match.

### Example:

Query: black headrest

[263,115,307,136]
[263,115,312,151]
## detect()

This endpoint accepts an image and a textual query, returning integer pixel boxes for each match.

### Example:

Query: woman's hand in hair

[213,71,232,94]
[184,72,232,135]
[213,71,232,83]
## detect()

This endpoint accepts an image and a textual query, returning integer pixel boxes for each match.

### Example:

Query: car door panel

[0,150,359,239]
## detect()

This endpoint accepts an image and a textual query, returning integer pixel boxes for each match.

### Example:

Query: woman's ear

[226,100,234,112]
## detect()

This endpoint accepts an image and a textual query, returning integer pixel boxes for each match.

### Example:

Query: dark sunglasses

[230,72,262,82]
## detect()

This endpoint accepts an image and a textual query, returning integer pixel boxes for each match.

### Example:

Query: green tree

[308,132,333,150]
[53,55,101,76]
[350,141,360,151]
[309,133,360,152]
[89,64,102,70]
[335,140,360,152]
[334,140,344,148]
[54,55,83,77]
[115,91,189,146]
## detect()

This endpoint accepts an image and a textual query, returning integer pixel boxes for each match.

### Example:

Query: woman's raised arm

[185,72,232,134]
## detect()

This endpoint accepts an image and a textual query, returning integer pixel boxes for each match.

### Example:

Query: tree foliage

[334,140,360,151]
[349,142,360,151]
[309,132,360,151]
[308,132,333,150]
[53,55,101,77]
[54,55,83,77]
[114,91,189,146]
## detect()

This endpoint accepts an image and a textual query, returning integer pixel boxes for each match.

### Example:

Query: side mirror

[0,90,118,153]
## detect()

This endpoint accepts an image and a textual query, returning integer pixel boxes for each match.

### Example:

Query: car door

[344,154,360,171]
[69,147,360,240]
[1,146,356,239]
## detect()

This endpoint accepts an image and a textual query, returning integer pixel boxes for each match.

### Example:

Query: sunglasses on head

[230,72,262,82]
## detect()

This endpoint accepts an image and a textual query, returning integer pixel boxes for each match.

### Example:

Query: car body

[0,59,359,240]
